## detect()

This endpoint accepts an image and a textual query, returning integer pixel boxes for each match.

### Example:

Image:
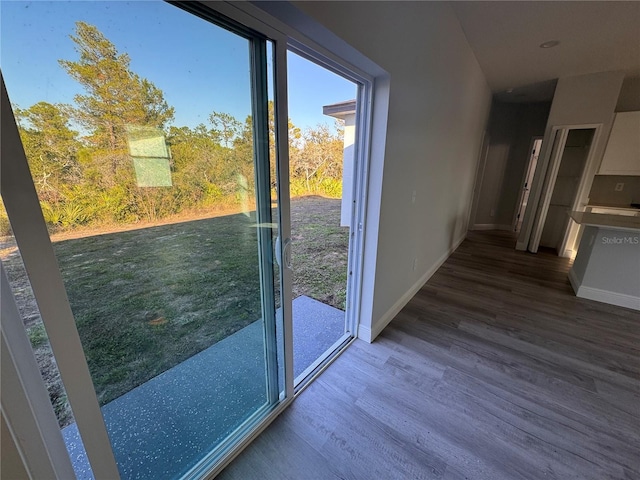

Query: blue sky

[0,0,356,132]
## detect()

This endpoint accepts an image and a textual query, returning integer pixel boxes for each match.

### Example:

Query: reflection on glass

[2,1,280,478]
[126,125,173,187]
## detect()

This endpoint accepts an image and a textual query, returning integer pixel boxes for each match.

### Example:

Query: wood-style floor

[219,231,640,480]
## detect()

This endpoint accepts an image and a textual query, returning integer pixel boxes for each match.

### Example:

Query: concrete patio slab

[62,295,344,480]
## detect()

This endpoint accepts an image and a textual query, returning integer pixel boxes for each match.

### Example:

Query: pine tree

[58,21,175,199]
[59,21,174,151]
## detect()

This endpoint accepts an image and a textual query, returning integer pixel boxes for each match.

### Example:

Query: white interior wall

[474,102,518,229]
[499,103,552,226]
[473,101,550,230]
[616,76,640,112]
[293,1,492,340]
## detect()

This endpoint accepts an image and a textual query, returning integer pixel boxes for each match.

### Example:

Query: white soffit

[452,1,640,93]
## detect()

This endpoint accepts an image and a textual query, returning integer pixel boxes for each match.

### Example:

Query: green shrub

[318,178,342,198]
[0,211,12,236]
[60,202,89,227]
[202,183,223,206]
[289,177,343,199]
[27,323,48,348]
[41,201,64,227]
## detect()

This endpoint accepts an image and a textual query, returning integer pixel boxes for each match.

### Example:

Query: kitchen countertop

[586,204,640,212]
[568,211,640,231]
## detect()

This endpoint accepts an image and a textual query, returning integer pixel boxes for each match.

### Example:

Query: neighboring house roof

[323,99,356,119]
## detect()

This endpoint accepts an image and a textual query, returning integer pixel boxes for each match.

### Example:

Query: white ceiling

[452,1,640,98]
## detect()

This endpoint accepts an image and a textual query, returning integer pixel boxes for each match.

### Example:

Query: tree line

[4,22,344,234]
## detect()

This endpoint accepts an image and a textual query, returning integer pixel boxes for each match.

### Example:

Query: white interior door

[529,126,600,255]
[529,129,567,253]
[513,137,543,232]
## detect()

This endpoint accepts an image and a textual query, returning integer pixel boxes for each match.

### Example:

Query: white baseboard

[357,324,372,343]
[576,285,640,311]
[568,268,639,310]
[472,223,512,231]
[361,233,467,343]
[567,268,580,294]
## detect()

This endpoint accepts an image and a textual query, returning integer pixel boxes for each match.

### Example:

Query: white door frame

[284,41,372,345]
[525,127,566,252]
[239,1,391,344]
[1,74,122,478]
[1,263,77,480]
[528,123,602,254]
[468,131,490,231]
[512,136,543,232]
[557,124,603,257]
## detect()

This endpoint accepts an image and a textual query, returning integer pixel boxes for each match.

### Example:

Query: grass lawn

[54,211,264,407]
[2,196,348,427]
[290,196,349,309]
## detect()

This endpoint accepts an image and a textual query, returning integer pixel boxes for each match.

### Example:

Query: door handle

[282,237,292,269]
[275,236,292,269]
[275,236,281,266]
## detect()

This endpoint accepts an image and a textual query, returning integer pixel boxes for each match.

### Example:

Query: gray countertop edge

[569,211,640,232]
[586,204,640,212]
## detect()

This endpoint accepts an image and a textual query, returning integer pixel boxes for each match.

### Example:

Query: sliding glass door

[1,2,289,478]
[285,49,359,387]
[0,0,378,476]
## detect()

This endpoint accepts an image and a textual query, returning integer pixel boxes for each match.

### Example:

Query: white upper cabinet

[599,111,640,175]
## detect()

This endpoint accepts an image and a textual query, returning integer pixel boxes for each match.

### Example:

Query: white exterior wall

[341,113,356,227]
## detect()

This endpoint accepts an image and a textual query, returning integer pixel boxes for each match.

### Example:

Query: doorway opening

[539,129,595,254]
[529,127,598,256]
[285,49,359,388]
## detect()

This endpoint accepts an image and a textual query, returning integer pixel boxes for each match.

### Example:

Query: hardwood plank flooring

[219,231,640,480]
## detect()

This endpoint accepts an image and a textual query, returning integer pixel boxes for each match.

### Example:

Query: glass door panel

[285,50,358,384]
[2,2,281,478]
